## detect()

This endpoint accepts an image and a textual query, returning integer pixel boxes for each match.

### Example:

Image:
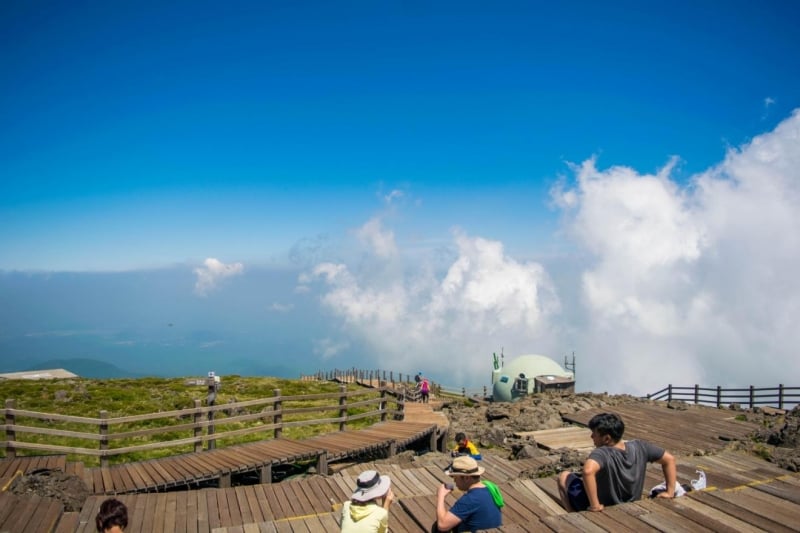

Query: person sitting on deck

[451,432,482,460]
[433,455,502,532]
[95,498,128,533]
[341,470,395,533]
[557,412,677,513]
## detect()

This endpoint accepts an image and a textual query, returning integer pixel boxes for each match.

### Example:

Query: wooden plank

[153,492,169,533]
[633,499,716,533]
[242,485,265,524]
[174,490,189,533]
[162,491,178,533]
[4,494,43,533]
[22,496,61,533]
[216,488,233,528]
[513,479,566,516]
[668,496,763,533]
[206,489,222,531]
[195,489,210,533]
[54,511,80,533]
[693,490,795,533]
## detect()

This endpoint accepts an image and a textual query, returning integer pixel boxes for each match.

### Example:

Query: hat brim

[351,475,391,502]
[446,466,485,476]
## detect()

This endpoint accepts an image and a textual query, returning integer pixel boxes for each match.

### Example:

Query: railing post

[716,385,722,408]
[462,387,466,397]
[779,384,784,409]
[339,384,348,431]
[4,399,16,460]
[99,410,109,468]
[193,399,203,453]
[694,384,699,405]
[668,384,673,402]
[273,389,282,439]
[380,385,387,422]
[749,385,755,408]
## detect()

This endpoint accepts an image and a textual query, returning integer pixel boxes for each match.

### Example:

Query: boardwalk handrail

[302,367,490,401]
[1,384,404,466]
[646,383,800,409]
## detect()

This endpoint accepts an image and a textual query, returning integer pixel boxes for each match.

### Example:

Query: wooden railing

[1,384,403,467]
[302,368,491,402]
[646,384,800,409]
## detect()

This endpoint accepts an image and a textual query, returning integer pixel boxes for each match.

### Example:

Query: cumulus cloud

[554,110,800,393]
[303,110,800,395]
[304,229,560,385]
[269,302,294,313]
[193,258,244,296]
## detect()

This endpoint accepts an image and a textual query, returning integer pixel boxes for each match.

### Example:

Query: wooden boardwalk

[70,448,800,532]
[83,420,436,494]
[2,402,799,532]
[563,403,761,456]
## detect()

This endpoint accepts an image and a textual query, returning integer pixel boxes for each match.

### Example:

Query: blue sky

[2,1,800,393]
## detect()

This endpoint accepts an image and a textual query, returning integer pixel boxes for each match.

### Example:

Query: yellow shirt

[340,501,388,533]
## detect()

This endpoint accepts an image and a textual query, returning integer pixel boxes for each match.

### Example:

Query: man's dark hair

[588,413,625,442]
[454,432,466,442]
[96,498,128,532]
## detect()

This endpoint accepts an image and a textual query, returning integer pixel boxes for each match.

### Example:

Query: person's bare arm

[382,488,395,510]
[582,459,604,512]
[436,483,462,530]
[655,451,677,498]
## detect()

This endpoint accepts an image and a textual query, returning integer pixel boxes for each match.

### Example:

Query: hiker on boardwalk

[433,455,502,532]
[420,375,430,403]
[557,412,677,512]
[96,498,128,532]
[341,470,395,533]
[451,432,482,460]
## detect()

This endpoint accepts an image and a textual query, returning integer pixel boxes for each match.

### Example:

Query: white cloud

[269,302,294,312]
[384,189,404,204]
[193,258,244,296]
[304,110,800,396]
[555,109,800,393]
[355,217,398,259]
[313,337,350,359]
[305,230,560,385]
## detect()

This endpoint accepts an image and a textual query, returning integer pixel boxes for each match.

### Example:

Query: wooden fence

[646,384,800,409]
[302,368,489,401]
[1,384,403,467]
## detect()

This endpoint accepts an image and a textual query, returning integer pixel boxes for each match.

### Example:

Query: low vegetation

[0,376,388,466]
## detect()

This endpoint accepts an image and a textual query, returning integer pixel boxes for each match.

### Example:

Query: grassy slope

[0,376,381,466]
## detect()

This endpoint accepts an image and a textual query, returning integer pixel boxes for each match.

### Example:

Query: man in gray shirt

[557,412,677,512]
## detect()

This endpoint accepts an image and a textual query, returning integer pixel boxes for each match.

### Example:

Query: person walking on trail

[420,376,430,403]
[557,412,677,513]
[341,470,395,533]
[433,455,502,532]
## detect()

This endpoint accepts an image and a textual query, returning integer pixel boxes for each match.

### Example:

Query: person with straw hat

[433,456,502,532]
[341,470,395,532]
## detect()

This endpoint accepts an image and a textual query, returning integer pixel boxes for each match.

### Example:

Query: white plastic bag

[690,470,707,491]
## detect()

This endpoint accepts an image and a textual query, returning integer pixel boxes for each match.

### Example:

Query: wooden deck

[563,403,761,456]
[2,402,799,532]
[70,449,800,532]
[82,420,436,494]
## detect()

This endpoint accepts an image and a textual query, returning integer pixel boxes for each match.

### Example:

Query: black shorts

[565,473,590,511]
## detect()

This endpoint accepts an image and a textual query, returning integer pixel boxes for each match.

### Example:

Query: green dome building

[491,353,574,402]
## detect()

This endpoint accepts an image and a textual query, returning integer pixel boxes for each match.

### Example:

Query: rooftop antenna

[564,351,576,382]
